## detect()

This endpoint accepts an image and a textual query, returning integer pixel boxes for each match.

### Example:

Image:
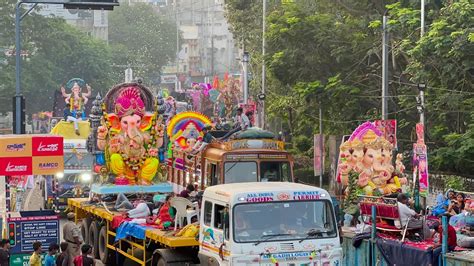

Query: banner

[374,119,397,148]
[32,156,64,175]
[7,216,59,254]
[32,136,63,156]
[414,123,429,196]
[0,137,32,158]
[314,134,325,176]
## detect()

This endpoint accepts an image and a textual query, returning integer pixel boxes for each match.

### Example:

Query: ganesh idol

[97,86,164,185]
[61,78,92,119]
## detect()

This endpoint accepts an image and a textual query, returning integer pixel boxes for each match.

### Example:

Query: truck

[50,120,94,211]
[68,182,341,266]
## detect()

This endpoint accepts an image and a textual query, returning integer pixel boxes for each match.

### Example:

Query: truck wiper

[298,229,323,243]
[254,233,292,246]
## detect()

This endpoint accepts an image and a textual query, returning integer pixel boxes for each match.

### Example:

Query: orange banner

[32,156,64,175]
[0,136,32,158]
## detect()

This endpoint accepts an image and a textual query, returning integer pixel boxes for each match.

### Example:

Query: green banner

[10,253,45,266]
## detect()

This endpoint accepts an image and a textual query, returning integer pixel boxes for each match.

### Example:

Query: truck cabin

[199,183,341,265]
[168,138,295,191]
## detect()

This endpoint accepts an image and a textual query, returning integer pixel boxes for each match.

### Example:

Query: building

[161,0,239,85]
[34,4,109,42]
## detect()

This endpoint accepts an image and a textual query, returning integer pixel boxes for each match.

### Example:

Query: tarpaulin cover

[376,238,442,266]
[115,222,147,242]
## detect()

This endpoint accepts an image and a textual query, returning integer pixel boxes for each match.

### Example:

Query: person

[0,239,10,266]
[191,126,214,154]
[64,103,80,135]
[262,168,278,182]
[179,184,195,198]
[55,242,69,266]
[148,195,175,229]
[220,107,250,140]
[397,193,430,239]
[73,244,95,266]
[63,212,83,266]
[234,212,250,237]
[29,241,42,266]
[438,221,457,251]
[114,193,134,210]
[448,192,465,215]
[123,202,151,219]
[245,111,254,127]
[45,243,60,266]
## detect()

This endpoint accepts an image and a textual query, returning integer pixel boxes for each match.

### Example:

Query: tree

[108,3,178,84]
[0,1,114,114]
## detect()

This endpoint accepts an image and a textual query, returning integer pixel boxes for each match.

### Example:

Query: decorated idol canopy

[337,121,407,196]
[95,83,165,186]
[166,111,212,154]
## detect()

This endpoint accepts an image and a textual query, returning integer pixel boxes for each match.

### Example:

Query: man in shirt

[397,193,430,239]
[44,243,59,266]
[0,239,10,266]
[220,108,250,140]
[63,212,83,266]
[190,126,214,155]
[29,241,42,266]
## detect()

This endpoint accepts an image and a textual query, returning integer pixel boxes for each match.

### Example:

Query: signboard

[413,123,429,196]
[161,74,177,84]
[10,253,45,266]
[8,216,59,254]
[0,135,63,175]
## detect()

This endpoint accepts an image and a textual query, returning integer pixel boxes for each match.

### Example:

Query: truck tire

[157,258,166,266]
[81,217,91,245]
[88,221,100,259]
[98,225,108,263]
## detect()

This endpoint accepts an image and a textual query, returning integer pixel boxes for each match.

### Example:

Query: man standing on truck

[63,212,83,266]
[220,107,250,140]
[64,103,80,135]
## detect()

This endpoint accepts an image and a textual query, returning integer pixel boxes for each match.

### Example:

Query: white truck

[69,182,342,266]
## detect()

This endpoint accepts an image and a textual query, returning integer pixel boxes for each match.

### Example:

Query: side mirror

[223,208,230,240]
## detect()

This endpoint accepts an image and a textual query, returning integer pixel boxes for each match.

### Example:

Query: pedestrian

[63,212,83,266]
[29,241,42,266]
[0,239,11,266]
[73,244,95,266]
[56,242,69,266]
[45,243,60,266]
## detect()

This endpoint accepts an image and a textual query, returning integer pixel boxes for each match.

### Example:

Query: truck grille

[280,243,295,251]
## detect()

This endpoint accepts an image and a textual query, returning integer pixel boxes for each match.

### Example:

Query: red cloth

[438,224,457,248]
[111,215,131,229]
[156,203,173,224]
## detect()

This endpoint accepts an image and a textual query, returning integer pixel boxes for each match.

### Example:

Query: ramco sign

[38,162,59,169]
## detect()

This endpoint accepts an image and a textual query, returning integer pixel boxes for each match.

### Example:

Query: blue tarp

[376,238,442,266]
[115,222,147,242]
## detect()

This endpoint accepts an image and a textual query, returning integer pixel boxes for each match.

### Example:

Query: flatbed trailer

[68,198,199,265]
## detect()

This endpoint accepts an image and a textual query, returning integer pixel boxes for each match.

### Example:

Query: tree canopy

[224,0,474,177]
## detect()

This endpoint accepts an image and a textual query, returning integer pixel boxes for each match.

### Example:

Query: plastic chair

[170,197,199,230]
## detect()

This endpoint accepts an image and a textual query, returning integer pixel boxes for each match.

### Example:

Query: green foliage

[108,3,178,82]
[225,0,474,178]
[444,175,465,191]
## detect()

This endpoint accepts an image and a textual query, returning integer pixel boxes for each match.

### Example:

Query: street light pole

[421,0,425,37]
[242,52,249,104]
[319,99,323,188]
[261,0,266,129]
[15,2,22,134]
[381,12,389,120]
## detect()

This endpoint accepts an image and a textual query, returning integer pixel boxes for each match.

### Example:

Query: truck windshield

[260,161,290,182]
[224,162,257,183]
[64,152,93,170]
[233,200,337,243]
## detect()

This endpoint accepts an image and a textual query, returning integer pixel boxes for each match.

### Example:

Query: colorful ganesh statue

[337,122,407,196]
[61,78,92,119]
[97,83,165,185]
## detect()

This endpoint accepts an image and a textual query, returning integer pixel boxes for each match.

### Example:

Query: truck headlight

[80,173,92,183]
[56,172,64,179]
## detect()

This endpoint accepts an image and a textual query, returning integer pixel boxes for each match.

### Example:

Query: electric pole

[242,51,249,104]
[261,0,267,129]
[382,13,389,120]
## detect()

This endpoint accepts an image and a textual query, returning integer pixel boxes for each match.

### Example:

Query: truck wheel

[98,225,109,263]
[88,221,100,259]
[157,258,166,266]
[81,217,91,245]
